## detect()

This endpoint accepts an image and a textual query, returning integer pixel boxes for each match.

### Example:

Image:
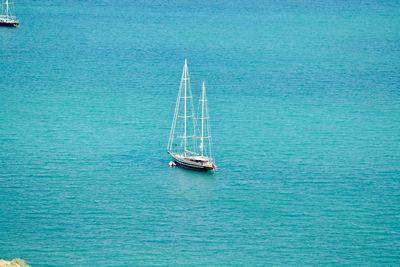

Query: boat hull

[169,152,215,171]
[173,158,214,171]
[0,21,19,27]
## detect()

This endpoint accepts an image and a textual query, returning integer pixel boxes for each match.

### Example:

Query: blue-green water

[1,0,400,265]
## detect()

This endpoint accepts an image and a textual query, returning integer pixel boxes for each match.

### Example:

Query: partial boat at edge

[0,0,19,27]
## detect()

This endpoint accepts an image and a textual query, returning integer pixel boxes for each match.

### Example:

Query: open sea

[1,0,400,266]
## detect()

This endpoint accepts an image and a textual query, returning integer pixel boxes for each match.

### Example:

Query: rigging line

[168,62,185,151]
[168,82,181,150]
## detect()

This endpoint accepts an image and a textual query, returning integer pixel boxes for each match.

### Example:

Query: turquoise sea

[1,0,400,266]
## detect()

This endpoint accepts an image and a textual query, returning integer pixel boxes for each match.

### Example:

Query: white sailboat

[167,59,216,171]
[0,0,19,27]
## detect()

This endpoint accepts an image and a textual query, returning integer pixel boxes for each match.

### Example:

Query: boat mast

[5,0,9,18]
[168,59,197,156]
[183,59,187,157]
[200,81,205,156]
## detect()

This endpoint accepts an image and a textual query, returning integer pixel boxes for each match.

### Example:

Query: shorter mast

[200,81,205,156]
[183,59,187,157]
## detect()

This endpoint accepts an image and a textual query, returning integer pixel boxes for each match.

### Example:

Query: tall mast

[168,60,197,157]
[183,59,187,157]
[5,0,9,18]
[200,81,205,156]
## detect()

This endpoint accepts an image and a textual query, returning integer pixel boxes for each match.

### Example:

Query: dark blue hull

[0,21,19,27]
[174,159,213,171]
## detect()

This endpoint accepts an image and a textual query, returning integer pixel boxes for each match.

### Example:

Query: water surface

[1,0,399,265]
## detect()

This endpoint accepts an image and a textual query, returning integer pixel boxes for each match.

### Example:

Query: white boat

[0,0,19,27]
[167,60,216,171]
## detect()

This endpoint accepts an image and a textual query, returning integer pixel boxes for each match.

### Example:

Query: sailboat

[0,0,19,27]
[167,60,216,171]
